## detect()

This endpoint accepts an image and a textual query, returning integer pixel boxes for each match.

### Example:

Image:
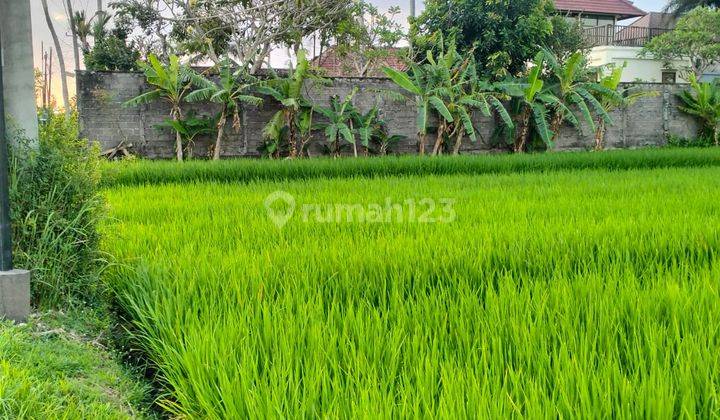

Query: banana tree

[186,57,263,160]
[259,50,317,158]
[353,106,381,156]
[124,54,194,161]
[678,74,720,146]
[315,88,359,157]
[542,49,617,148]
[383,64,452,156]
[512,53,559,153]
[155,111,217,159]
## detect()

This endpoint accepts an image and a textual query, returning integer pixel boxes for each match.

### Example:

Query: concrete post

[0,0,39,143]
[0,270,30,323]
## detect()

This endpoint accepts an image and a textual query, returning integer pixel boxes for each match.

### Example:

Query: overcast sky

[30,0,667,98]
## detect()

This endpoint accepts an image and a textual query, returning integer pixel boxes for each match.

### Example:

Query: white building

[556,0,716,83]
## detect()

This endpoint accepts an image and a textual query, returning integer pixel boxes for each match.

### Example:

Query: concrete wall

[587,46,690,83]
[77,71,700,159]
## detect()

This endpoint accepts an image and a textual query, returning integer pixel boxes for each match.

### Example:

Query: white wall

[588,46,690,83]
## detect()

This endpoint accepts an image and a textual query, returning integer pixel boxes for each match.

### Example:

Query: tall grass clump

[10,112,105,308]
[104,165,720,418]
[102,147,720,187]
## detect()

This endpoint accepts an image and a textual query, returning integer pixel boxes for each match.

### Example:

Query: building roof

[555,0,646,20]
[629,12,678,30]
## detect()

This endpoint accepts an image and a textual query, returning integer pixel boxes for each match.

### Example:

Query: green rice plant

[101,147,720,187]
[103,161,720,418]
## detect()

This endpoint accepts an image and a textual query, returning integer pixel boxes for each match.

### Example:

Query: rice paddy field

[104,150,720,418]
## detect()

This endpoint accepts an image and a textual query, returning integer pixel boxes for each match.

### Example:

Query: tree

[112,0,351,73]
[665,0,719,15]
[186,58,263,160]
[41,0,70,116]
[511,53,560,153]
[259,50,319,158]
[543,49,616,147]
[123,54,195,161]
[411,0,556,78]
[316,89,360,157]
[325,2,406,77]
[642,7,720,80]
[383,65,452,155]
[677,75,720,145]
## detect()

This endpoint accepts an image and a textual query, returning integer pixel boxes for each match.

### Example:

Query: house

[555,1,688,83]
[554,0,646,27]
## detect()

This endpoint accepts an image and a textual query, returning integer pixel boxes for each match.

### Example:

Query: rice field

[104,152,720,418]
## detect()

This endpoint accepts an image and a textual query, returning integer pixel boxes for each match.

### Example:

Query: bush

[9,112,105,308]
[667,134,715,148]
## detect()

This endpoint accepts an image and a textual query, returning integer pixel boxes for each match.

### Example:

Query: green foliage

[9,112,104,309]
[315,89,360,157]
[259,50,322,158]
[384,35,513,155]
[104,155,720,418]
[325,1,406,77]
[642,7,720,79]
[665,0,720,14]
[667,134,716,147]
[0,310,152,418]
[83,29,140,72]
[412,0,556,78]
[677,74,720,145]
[155,111,218,159]
[124,54,198,161]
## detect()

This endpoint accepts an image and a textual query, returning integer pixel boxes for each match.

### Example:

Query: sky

[29,0,668,100]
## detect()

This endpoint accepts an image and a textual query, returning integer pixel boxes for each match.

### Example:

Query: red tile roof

[554,0,646,19]
[311,47,407,78]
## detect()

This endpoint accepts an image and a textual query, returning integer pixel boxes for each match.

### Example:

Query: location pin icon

[264,191,296,228]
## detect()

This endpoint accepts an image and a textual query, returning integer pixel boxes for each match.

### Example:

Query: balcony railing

[583,25,671,48]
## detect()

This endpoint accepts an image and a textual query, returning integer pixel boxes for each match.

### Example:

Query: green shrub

[667,134,715,148]
[9,112,105,308]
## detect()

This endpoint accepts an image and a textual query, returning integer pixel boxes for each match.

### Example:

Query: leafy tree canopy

[411,0,578,79]
[642,7,720,79]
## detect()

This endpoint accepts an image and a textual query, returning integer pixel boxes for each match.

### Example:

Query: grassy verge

[0,310,153,419]
[102,148,720,186]
[105,165,720,417]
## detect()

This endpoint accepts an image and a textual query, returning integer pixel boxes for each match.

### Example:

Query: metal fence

[584,25,671,48]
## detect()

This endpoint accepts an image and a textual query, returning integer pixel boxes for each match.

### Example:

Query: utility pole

[0,22,31,323]
[410,0,416,18]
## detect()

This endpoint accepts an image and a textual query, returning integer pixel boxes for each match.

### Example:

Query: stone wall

[77,71,700,158]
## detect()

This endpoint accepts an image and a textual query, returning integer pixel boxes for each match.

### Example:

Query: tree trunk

[418,133,427,156]
[65,0,81,71]
[594,119,606,151]
[714,125,719,147]
[514,108,531,153]
[549,112,563,148]
[41,0,70,116]
[172,107,183,162]
[432,122,446,156]
[97,0,103,12]
[286,111,297,158]
[452,128,463,155]
[214,109,227,160]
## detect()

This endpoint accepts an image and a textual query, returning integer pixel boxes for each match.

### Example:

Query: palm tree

[124,54,194,161]
[666,0,719,15]
[259,50,316,158]
[186,58,263,160]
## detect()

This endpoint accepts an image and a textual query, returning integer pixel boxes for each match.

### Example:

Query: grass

[0,310,153,419]
[103,154,720,418]
[102,147,720,187]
